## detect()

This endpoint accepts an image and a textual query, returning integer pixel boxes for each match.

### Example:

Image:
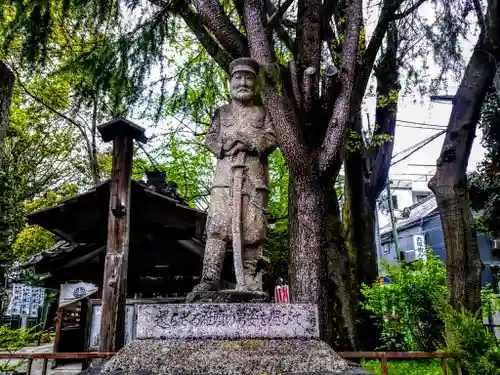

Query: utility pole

[98,118,147,353]
[386,178,400,261]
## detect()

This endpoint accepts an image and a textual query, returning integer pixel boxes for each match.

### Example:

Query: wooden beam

[98,119,147,353]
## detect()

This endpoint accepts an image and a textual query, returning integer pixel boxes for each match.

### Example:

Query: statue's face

[230,71,256,102]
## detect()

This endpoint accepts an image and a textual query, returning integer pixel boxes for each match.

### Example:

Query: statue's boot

[191,238,226,293]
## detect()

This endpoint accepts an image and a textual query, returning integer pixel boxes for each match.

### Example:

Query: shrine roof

[27,179,207,245]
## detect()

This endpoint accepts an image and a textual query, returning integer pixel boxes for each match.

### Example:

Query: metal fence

[338,352,458,375]
[0,351,459,375]
[0,352,114,375]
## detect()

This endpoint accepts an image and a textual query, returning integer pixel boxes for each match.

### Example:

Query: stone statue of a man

[191,57,277,295]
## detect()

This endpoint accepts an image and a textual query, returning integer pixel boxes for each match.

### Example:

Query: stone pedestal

[136,303,319,340]
[79,294,373,375]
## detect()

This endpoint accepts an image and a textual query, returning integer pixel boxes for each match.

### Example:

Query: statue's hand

[223,138,238,151]
[227,142,249,156]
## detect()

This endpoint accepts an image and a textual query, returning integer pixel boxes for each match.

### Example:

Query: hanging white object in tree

[413,234,427,261]
[59,282,98,308]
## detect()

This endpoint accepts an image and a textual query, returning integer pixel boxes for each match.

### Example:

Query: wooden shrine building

[23,175,214,296]
[18,119,234,364]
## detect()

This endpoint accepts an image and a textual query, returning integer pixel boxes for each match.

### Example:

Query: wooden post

[97,118,147,353]
[380,356,389,375]
[53,308,63,351]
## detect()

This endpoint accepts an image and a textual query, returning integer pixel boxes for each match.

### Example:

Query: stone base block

[79,339,374,375]
[136,303,319,340]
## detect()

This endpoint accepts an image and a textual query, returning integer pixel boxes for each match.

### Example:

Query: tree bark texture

[429,0,499,313]
[288,168,328,335]
[324,182,358,351]
[342,113,378,350]
[0,62,14,170]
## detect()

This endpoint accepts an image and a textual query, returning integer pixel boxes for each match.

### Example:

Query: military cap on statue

[229,57,260,76]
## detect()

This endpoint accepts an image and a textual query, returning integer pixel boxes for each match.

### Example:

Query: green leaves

[361,249,448,351]
[0,324,42,373]
[12,225,54,261]
[468,86,500,235]
[0,76,82,263]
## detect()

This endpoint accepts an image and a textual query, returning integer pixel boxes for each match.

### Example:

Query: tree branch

[175,1,233,72]
[319,0,363,173]
[321,66,340,120]
[233,0,247,31]
[289,60,302,109]
[302,66,317,128]
[349,0,411,120]
[473,0,487,35]
[191,0,250,58]
[392,0,427,20]
[8,64,96,179]
[266,0,295,29]
[366,23,399,207]
[263,0,295,55]
[244,0,307,169]
[296,0,322,70]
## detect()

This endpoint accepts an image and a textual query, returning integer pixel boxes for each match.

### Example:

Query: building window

[391,195,398,210]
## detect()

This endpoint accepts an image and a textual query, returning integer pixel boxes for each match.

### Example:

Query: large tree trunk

[343,113,378,289]
[0,62,14,169]
[429,21,500,312]
[325,180,358,350]
[288,167,329,338]
[342,147,378,350]
[289,167,358,349]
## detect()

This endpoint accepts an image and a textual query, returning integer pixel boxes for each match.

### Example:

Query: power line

[397,124,447,131]
[397,119,447,129]
[391,130,446,166]
[392,131,440,159]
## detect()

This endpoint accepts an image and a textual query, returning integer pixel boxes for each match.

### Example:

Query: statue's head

[229,57,259,103]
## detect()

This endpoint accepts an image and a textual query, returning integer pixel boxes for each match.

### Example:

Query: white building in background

[377,178,433,229]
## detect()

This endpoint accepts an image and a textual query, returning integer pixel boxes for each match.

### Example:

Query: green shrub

[441,305,500,375]
[0,324,42,373]
[361,249,447,351]
[362,247,500,374]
